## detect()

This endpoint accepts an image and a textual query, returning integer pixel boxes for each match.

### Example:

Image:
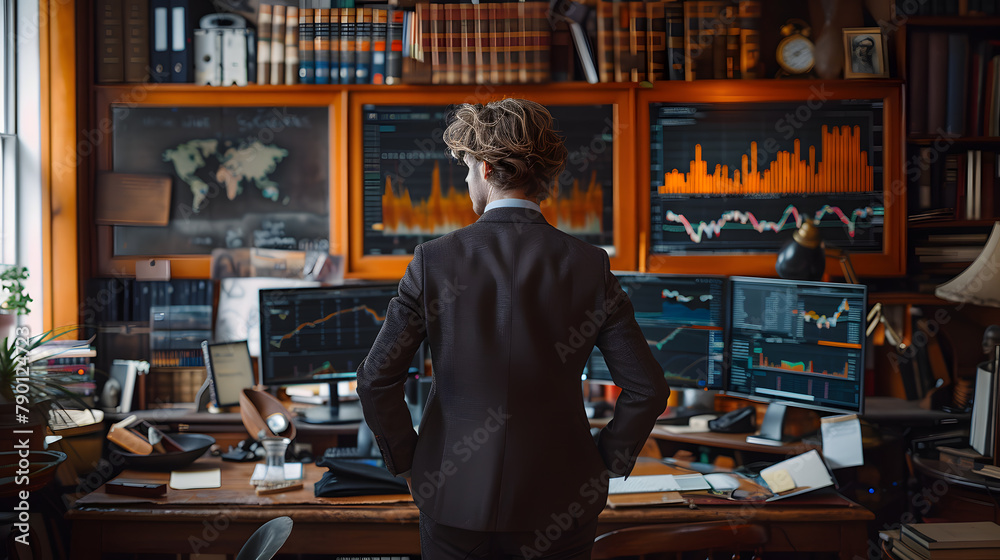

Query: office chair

[235,516,294,560]
[592,521,767,560]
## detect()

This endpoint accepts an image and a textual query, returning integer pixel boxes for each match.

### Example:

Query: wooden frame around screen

[92,87,346,278]
[637,80,906,278]
[346,84,636,279]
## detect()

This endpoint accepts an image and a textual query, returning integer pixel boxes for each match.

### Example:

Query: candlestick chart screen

[649,101,885,255]
[727,277,867,414]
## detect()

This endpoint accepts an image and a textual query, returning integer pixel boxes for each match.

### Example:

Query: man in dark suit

[357,99,669,559]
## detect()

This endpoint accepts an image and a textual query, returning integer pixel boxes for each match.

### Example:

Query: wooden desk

[67,457,873,559]
[117,409,359,451]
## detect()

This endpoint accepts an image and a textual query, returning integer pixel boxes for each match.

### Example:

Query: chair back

[592,521,767,559]
[236,516,294,560]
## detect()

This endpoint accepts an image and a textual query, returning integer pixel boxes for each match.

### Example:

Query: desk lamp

[777,219,906,351]
[775,219,859,283]
[935,222,1000,410]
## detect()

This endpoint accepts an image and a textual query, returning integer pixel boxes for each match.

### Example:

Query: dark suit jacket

[356,206,669,532]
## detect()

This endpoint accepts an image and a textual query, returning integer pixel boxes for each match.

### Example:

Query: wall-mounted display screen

[361,103,616,256]
[649,100,885,255]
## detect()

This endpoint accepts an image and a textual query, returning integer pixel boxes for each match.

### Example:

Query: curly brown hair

[442,98,568,200]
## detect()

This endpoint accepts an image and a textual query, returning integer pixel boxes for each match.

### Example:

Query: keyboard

[321,447,384,464]
[323,446,364,459]
[608,474,711,494]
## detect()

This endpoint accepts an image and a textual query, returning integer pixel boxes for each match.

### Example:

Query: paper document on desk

[608,474,711,494]
[170,469,221,490]
[251,463,304,482]
[821,414,864,469]
[760,450,834,501]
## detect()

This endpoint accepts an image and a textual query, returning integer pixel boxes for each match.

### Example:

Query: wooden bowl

[239,388,297,440]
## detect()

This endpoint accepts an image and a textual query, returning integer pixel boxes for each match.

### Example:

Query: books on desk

[608,473,711,494]
[893,522,1000,560]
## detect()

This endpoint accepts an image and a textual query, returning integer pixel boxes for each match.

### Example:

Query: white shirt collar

[483,198,542,213]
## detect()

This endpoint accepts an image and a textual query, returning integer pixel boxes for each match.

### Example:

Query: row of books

[301,1,556,85]
[909,149,999,221]
[96,0,766,86]
[150,305,211,368]
[28,337,98,408]
[908,32,1000,137]
[297,1,405,85]
[889,521,1000,560]
[84,279,214,324]
[258,2,300,85]
[677,0,760,81]
[143,368,207,407]
[96,0,221,84]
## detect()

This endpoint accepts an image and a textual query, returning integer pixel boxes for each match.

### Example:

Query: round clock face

[778,36,815,74]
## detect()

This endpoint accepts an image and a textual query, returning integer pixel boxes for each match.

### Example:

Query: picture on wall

[111,106,330,256]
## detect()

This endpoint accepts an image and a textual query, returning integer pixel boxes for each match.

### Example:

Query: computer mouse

[705,473,740,491]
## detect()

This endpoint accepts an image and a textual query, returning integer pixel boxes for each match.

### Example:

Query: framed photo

[843,27,889,79]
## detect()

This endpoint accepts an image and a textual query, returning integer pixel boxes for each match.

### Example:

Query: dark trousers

[418,512,600,560]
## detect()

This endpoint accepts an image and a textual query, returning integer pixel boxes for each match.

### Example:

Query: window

[1,0,14,264]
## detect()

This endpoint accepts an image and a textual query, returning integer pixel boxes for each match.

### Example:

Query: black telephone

[709,406,757,433]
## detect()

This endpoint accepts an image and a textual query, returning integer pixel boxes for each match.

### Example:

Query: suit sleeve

[356,245,427,476]
[593,253,670,478]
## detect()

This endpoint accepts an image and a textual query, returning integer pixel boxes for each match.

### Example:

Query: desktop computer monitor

[258,284,410,424]
[585,273,726,409]
[727,276,867,444]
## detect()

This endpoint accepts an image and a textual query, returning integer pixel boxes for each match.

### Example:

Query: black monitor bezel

[725,276,867,415]
[202,340,257,408]
[257,283,401,387]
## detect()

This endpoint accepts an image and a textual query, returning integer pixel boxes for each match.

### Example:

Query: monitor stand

[302,382,366,424]
[746,403,790,446]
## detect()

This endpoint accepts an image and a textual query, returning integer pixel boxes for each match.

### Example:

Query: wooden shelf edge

[91,78,905,96]
[868,291,949,305]
[91,82,643,94]
[908,219,999,229]
[908,135,1000,145]
[902,16,1000,27]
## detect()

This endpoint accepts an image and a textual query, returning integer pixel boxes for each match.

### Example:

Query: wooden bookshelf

[48,1,915,322]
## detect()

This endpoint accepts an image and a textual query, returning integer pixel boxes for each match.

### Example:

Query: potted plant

[0,327,97,450]
[0,265,31,339]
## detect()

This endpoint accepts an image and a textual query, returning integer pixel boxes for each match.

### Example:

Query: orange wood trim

[347,85,637,278]
[637,80,906,277]
[46,0,80,329]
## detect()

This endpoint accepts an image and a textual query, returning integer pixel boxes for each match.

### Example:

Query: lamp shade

[936,222,1000,308]
[775,219,826,281]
